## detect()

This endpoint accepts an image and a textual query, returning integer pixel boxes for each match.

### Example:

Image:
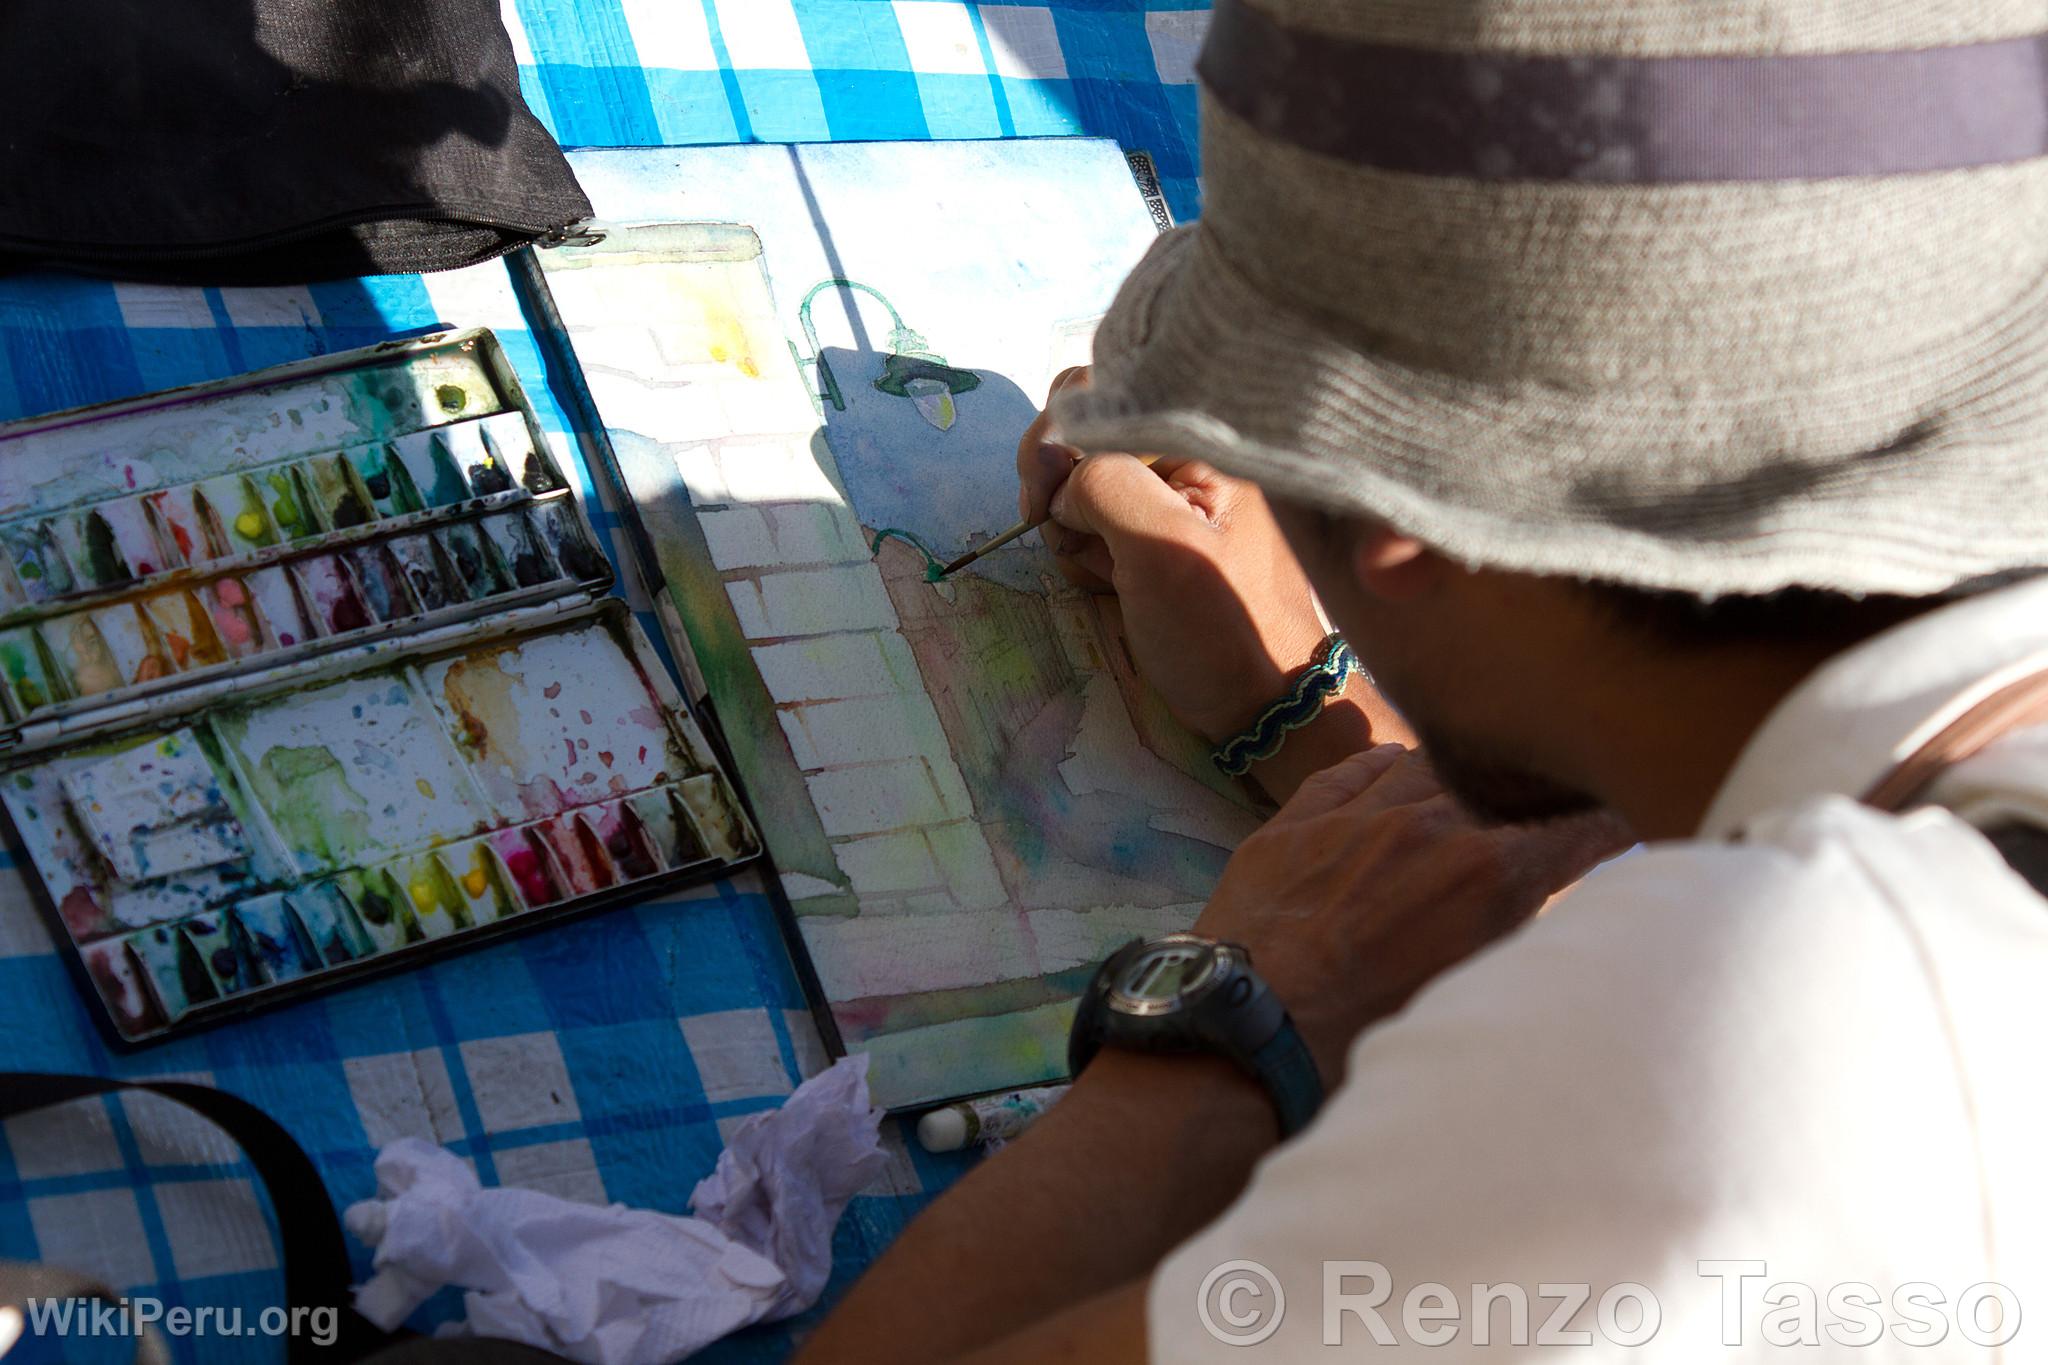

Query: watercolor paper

[536,143,1258,1108]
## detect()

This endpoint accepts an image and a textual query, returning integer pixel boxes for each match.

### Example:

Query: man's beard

[1408,720,1603,827]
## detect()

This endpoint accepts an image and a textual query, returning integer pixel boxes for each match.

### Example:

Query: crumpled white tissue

[345,1053,889,1364]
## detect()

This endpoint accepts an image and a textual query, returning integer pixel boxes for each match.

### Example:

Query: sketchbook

[0,332,758,1044]
[518,140,1261,1110]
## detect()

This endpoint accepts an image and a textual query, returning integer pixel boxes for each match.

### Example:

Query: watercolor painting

[533,141,1262,1108]
[0,336,756,1042]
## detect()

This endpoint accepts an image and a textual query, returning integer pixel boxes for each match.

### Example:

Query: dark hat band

[1199,0,2048,183]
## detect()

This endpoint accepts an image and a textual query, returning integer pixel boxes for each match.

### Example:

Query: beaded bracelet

[1211,633,1361,778]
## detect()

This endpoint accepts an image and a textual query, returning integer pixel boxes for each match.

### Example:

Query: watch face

[1113,939,1216,1009]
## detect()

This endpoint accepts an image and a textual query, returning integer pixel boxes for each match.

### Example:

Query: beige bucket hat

[1055,0,2048,596]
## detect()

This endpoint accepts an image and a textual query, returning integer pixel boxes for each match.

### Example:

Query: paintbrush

[933,452,1158,579]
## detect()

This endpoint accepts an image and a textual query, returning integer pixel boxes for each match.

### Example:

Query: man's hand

[1197,746,1631,1081]
[1018,368,1329,745]
[1018,369,1408,800]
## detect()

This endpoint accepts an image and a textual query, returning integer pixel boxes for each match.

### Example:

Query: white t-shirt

[1150,577,2048,1361]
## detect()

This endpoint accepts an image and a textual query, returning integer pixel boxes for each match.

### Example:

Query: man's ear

[1350,526,1440,602]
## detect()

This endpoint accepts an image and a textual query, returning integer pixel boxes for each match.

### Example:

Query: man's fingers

[1048,529,1116,591]
[1015,368,1092,521]
[1048,452,1202,548]
[1018,440,1078,523]
[1272,745,1410,824]
[1323,747,1445,821]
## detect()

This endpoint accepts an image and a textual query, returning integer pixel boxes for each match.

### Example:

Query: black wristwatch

[1068,933,1324,1136]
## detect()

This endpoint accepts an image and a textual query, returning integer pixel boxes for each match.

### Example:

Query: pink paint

[294,557,370,634]
[490,829,561,907]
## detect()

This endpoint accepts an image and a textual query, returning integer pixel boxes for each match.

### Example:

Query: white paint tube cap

[915,1106,972,1152]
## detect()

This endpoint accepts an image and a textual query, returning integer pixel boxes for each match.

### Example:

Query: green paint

[869,527,948,583]
[436,384,468,414]
[256,744,373,867]
[0,636,48,709]
[81,512,133,586]
[266,471,310,539]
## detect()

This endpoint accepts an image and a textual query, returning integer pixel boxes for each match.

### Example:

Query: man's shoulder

[1346,791,2048,1121]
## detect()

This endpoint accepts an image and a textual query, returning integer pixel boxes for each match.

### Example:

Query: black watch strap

[1246,1016,1323,1137]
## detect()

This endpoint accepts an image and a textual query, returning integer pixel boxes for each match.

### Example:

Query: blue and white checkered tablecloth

[0,4,1210,1362]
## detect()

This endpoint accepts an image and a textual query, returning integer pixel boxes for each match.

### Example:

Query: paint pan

[89,604,173,686]
[292,555,373,636]
[629,787,712,869]
[395,852,470,939]
[183,911,252,996]
[62,729,246,882]
[143,590,230,672]
[386,533,458,613]
[0,552,28,613]
[680,774,756,860]
[488,826,566,908]
[4,520,76,600]
[261,467,319,542]
[442,838,514,924]
[300,454,372,530]
[0,626,62,713]
[128,922,215,1020]
[46,614,124,697]
[233,892,318,984]
[479,412,562,494]
[590,799,662,880]
[442,420,515,495]
[204,578,268,660]
[480,511,557,589]
[346,443,425,520]
[285,881,374,965]
[537,502,609,582]
[200,475,277,555]
[337,868,420,952]
[61,496,164,587]
[344,545,420,624]
[533,814,617,894]
[142,486,219,566]
[82,938,164,1033]
[387,428,474,509]
[241,565,309,649]
[435,522,512,601]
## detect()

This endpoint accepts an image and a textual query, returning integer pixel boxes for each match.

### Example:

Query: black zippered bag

[0,0,593,283]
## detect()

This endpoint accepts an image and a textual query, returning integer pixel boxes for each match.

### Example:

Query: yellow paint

[233,511,266,541]
[460,866,490,898]
[416,778,436,800]
[408,875,437,914]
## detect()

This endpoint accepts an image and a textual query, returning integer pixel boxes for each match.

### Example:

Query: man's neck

[1568,643,1848,841]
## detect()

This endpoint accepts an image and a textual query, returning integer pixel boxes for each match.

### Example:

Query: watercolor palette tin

[0,331,758,1043]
